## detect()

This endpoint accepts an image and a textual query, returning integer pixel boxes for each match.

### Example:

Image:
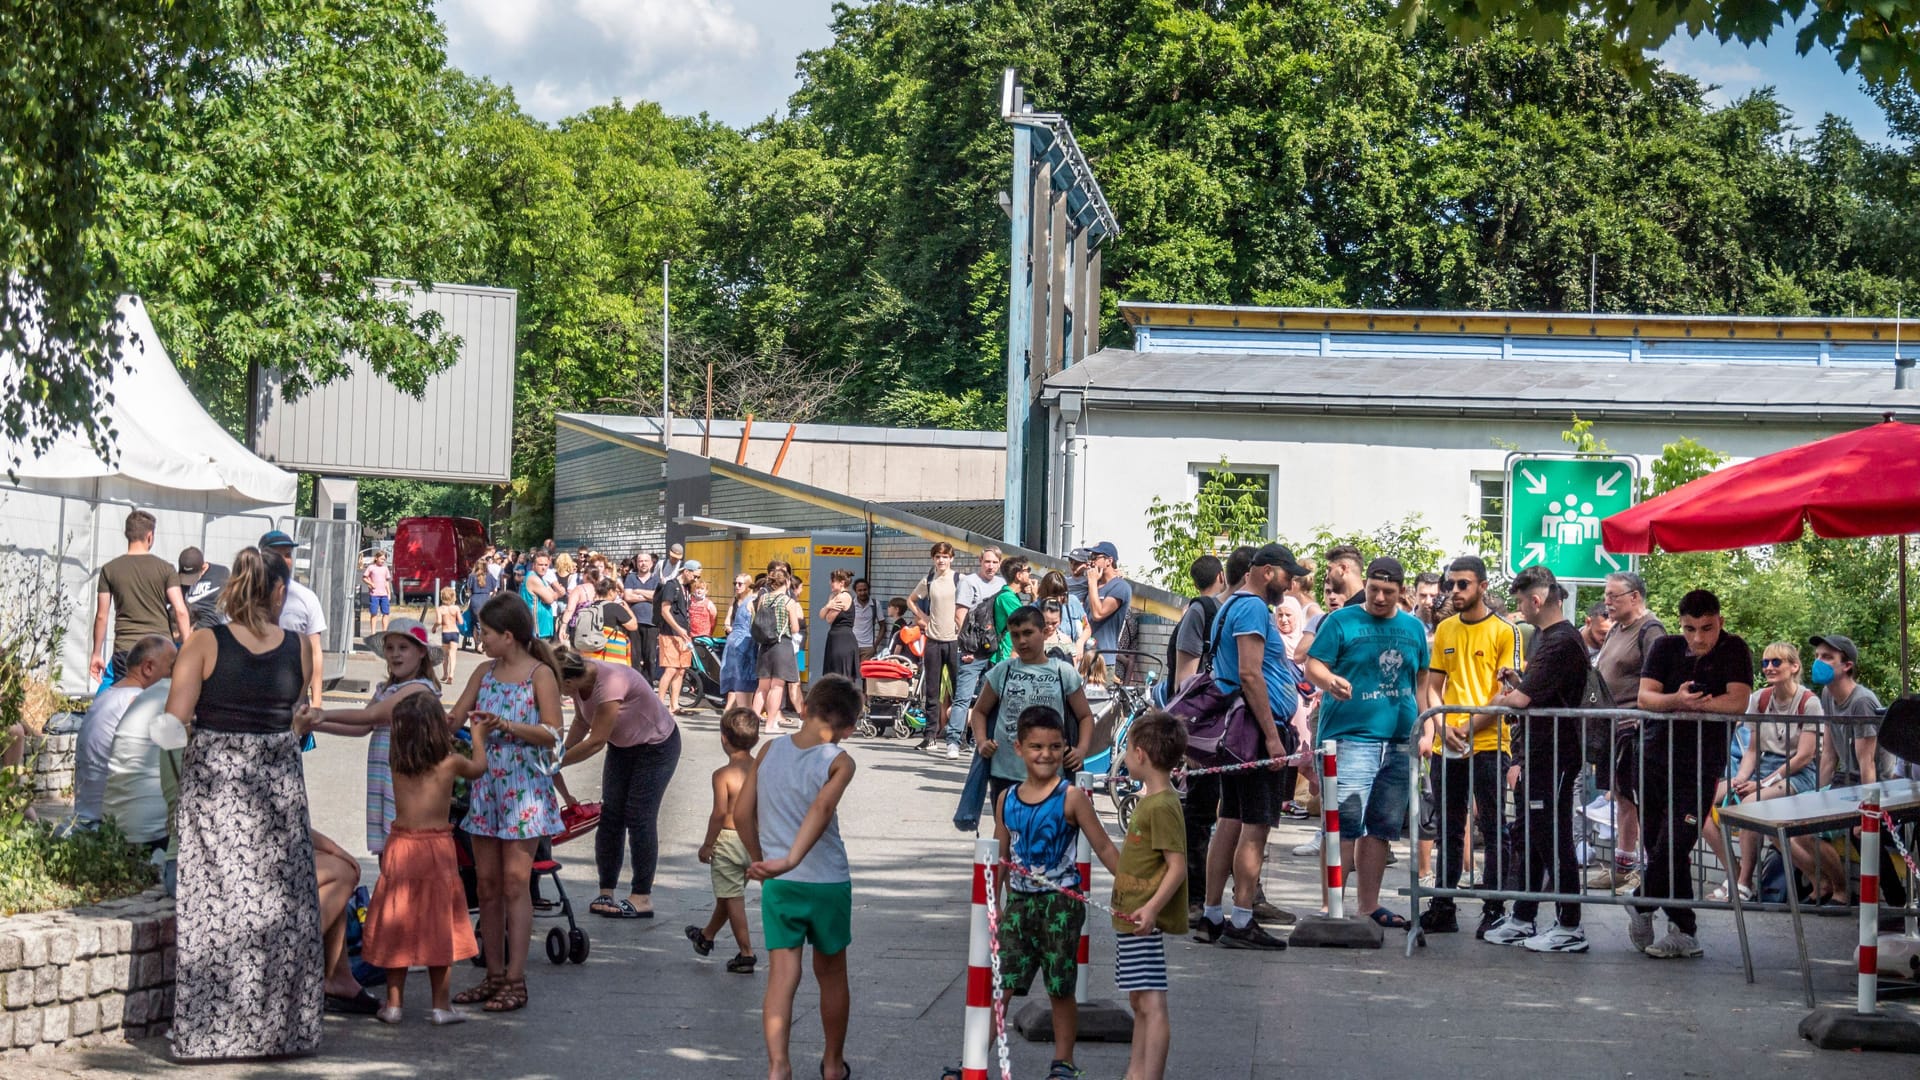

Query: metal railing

[1397,704,1907,957]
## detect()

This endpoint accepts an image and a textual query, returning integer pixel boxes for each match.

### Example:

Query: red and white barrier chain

[1000,854,1130,922]
[1174,748,1316,781]
[980,859,1014,1080]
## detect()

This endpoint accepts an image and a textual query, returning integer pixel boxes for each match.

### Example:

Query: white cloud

[437,0,832,124]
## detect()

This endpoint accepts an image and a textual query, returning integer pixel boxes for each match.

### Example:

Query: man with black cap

[1304,556,1430,930]
[655,559,701,714]
[1084,541,1132,666]
[166,547,230,640]
[260,530,328,708]
[1193,542,1310,950]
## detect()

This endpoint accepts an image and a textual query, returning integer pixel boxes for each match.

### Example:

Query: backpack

[751,593,785,647]
[1164,594,1222,675]
[572,601,607,653]
[1165,594,1268,767]
[958,588,1002,656]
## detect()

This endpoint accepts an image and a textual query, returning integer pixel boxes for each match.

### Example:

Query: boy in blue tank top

[995,705,1121,1079]
[741,675,862,1080]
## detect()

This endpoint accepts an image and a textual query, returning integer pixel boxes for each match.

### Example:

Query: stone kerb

[0,887,175,1059]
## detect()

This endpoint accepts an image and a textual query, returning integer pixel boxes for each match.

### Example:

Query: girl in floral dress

[448,593,565,1013]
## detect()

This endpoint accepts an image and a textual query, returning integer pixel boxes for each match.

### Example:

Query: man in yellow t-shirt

[1416,555,1524,937]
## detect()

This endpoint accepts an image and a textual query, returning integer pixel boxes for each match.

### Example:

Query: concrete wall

[1057,407,1869,575]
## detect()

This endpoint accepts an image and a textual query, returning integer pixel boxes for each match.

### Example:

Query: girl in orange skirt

[363,693,489,1024]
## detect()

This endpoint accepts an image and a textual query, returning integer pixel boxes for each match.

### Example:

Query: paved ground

[17,650,1920,1078]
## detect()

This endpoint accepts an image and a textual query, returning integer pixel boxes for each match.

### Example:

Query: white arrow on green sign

[1502,454,1639,584]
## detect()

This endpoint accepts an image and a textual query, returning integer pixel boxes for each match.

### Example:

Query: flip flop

[820,1063,851,1080]
[1367,907,1411,930]
[590,896,633,918]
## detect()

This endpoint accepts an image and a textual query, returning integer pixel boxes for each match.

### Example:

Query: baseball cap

[1067,547,1093,565]
[669,542,685,556]
[1809,633,1859,665]
[1251,543,1310,579]
[1091,541,1119,561]
[259,529,296,550]
[1365,556,1406,585]
[682,560,703,575]
[177,549,205,574]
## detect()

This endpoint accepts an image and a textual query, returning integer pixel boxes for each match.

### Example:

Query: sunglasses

[1760,657,1789,668]
[1447,579,1475,591]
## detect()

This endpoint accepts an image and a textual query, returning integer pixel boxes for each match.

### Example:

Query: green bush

[0,815,157,917]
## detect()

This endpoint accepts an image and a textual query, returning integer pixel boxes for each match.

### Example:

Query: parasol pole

[1904,534,1912,698]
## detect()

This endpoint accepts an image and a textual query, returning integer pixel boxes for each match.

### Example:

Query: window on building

[1475,473,1506,538]
[1196,466,1275,538]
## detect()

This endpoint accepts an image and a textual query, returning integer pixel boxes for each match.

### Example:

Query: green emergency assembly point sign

[1503,455,1637,584]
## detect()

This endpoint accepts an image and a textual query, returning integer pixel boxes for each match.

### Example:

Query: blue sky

[436,2,1895,145]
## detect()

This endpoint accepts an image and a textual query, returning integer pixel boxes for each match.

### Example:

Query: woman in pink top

[555,648,680,918]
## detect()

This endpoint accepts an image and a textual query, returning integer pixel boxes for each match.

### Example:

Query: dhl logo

[815,545,864,556]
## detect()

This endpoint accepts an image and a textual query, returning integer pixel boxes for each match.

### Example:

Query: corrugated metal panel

[883,500,1005,536]
[552,426,668,556]
[252,281,517,482]
[708,474,864,534]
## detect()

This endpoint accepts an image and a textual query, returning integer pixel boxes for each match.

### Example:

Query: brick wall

[0,887,175,1060]
[26,733,76,800]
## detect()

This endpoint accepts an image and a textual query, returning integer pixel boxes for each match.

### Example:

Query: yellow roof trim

[1120,303,1912,344]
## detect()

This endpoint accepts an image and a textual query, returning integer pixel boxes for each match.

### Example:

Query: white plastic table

[1718,779,1920,1007]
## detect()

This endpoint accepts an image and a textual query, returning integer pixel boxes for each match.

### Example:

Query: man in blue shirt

[1305,557,1429,931]
[1193,542,1309,952]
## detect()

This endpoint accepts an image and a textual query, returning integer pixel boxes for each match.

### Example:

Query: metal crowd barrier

[1398,705,1910,962]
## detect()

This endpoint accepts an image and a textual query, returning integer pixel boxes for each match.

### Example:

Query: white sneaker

[1292,832,1323,857]
[1644,928,1703,959]
[1626,907,1656,952]
[1522,923,1589,953]
[1481,915,1537,946]
[946,743,960,760]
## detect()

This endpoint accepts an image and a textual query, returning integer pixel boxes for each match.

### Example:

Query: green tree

[107,0,486,431]
[1399,0,1920,89]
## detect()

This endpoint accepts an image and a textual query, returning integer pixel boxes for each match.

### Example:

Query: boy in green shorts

[1110,710,1189,1080]
[995,705,1121,1079]
[742,675,863,1080]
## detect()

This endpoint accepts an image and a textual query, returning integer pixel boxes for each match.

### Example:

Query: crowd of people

[58,507,1911,1077]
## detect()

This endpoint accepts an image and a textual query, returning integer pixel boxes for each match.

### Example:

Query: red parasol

[1600,416,1920,693]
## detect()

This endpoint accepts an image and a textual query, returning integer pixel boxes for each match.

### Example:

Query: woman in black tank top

[164,547,326,1059]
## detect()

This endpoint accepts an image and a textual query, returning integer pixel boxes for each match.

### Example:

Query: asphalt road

[16,649,1918,1078]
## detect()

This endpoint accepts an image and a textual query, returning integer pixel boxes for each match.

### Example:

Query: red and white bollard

[1075,828,1093,1005]
[1858,788,1882,1016]
[962,836,996,1080]
[1322,739,1344,920]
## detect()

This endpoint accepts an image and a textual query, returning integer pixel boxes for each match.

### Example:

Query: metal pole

[1003,80,1033,546]
[964,837,995,1078]
[1059,418,1077,553]
[1903,535,1911,698]
[1322,740,1344,921]
[662,260,672,449]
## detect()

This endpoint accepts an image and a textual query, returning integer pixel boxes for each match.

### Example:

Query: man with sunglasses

[1417,556,1524,936]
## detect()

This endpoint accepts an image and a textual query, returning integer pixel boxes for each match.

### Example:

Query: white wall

[1055,408,1862,575]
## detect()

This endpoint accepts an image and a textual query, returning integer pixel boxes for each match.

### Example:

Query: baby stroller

[858,625,926,738]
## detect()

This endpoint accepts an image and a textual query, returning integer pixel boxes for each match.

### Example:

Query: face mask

[1808,659,1835,686]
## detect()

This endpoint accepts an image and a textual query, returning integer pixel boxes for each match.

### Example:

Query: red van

[394,516,488,601]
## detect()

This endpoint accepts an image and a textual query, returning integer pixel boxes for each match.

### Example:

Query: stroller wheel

[855,718,877,738]
[471,940,487,967]
[1115,791,1139,833]
[545,926,567,965]
[568,927,590,964]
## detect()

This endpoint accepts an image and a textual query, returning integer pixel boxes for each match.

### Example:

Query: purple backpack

[1164,594,1266,767]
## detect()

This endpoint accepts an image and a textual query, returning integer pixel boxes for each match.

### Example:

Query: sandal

[483,978,528,1013]
[453,975,505,1005]
[686,926,715,956]
[1367,907,1411,930]
[590,896,626,918]
[727,952,757,974]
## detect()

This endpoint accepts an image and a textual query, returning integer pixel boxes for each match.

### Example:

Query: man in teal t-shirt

[1304,556,1430,928]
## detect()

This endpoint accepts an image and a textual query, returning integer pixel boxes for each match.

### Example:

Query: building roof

[1119,301,1920,345]
[562,414,1004,450]
[1043,349,1920,424]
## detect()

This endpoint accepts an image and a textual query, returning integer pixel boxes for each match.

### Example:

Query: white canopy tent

[1,296,297,695]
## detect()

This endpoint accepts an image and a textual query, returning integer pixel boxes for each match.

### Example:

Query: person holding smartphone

[1628,589,1753,960]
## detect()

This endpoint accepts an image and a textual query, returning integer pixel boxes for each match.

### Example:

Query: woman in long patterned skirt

[164,547,324,1059]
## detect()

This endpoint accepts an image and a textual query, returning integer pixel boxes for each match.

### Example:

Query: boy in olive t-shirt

[1110,710,1189,1080]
